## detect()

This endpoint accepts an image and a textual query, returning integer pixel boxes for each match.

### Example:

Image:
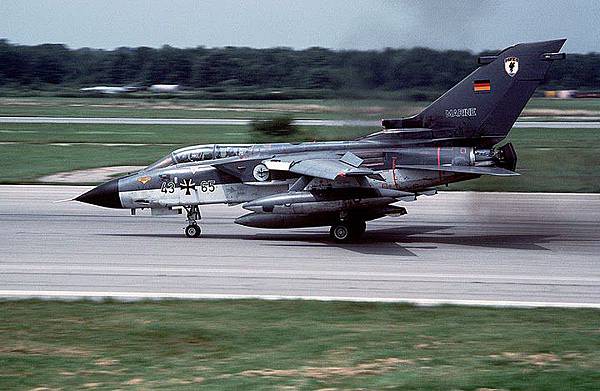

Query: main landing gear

[329,219,366,243]
[184,205,202,238]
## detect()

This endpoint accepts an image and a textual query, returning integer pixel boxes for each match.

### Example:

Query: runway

[0,116,598,128]
[1,185,599,307]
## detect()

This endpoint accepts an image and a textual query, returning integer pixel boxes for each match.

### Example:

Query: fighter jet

[75,40,566,242]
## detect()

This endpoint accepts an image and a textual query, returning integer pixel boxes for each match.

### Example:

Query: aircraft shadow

[102,224,555,257]
[257,226,554,256]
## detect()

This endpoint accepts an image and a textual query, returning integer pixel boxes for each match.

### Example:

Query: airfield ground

[0,97,425,120]
[3,187,599,306]
[4,96,600,119]
[1,124,599,192]
[1,97,600,191]
[1,300,599,390]
[1,97,599,390]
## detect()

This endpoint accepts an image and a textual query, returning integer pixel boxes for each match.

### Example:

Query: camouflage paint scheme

[76,40,566,240]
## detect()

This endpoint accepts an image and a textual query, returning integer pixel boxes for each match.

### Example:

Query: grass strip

[0,300,598,390]
[1,122,598,192]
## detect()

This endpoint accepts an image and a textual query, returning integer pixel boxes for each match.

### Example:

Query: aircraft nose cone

[75,178,122,208]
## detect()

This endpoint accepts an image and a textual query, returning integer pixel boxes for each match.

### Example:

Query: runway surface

[0,116,598,128]
[1,185,599,307]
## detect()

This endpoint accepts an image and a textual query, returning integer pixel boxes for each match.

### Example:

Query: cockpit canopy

[145,144,251,171]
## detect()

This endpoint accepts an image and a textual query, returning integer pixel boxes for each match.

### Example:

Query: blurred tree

[0,40,594,94]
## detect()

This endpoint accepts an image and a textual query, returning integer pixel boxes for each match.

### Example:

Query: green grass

[1,96,599,190]
[448,127,600,192]
[0,124,369,183]
[0,123,369,144]
[525,98,600,111]
[2,97,600,120]
[0,144,174,183]
[0,300,598,390]
[1,122,599,191]
[0,97,423,120]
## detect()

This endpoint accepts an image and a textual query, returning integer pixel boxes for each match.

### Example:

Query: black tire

[185,224,201,238]
[330,223,351,243]
[329,220,366,243]
[351,220,366,239]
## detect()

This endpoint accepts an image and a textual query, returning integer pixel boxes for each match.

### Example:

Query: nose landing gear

[184,205,202,238]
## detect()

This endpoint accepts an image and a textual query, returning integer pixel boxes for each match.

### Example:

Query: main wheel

[329,220,366,243]
[330,223,351,243]
[185,224,201,238]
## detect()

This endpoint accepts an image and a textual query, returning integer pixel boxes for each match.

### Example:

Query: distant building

[544,90,576,99]
[80,86,141,94]
[149,84,180,93]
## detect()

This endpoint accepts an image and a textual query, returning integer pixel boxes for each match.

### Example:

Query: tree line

[0,39,598,93]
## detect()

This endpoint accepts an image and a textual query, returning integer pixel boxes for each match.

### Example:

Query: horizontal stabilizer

[395,165,519,176]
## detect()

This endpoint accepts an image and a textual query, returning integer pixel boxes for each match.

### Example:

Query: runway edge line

[0,290,599,309]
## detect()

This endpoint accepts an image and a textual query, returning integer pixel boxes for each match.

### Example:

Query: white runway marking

[1,290,599,308]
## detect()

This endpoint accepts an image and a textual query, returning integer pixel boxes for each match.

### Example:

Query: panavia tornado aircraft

[75,39,566,242]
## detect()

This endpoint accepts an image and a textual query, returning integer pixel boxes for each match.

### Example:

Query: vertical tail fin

[382,39,566,147]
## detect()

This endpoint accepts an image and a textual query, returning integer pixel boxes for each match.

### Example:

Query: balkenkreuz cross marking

[180,178,196,195]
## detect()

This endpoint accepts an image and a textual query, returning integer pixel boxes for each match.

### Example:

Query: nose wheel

[185,224,201,238]
[183,205,202,238]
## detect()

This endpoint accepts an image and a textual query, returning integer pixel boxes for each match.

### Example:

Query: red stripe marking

[437,147,442,182]
[392,157,397,188]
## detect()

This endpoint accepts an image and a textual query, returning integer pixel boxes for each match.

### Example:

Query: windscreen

[173,145,215,163]
[145,154,175,171]
[146,144,252,170]
[214,145,251,159]
[173,144,251,163]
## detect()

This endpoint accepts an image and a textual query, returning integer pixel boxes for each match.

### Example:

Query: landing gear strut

[183,205,202,238]
[329,219,366,243]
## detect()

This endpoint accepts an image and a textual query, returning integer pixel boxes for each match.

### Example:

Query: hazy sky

[1,0,598,53]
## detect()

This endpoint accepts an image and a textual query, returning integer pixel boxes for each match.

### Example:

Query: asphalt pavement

[0,185,599,307]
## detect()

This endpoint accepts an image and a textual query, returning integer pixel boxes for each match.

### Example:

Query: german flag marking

[473,80,491,93]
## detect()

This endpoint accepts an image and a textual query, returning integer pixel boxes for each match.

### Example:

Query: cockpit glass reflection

[145,144,251,170]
